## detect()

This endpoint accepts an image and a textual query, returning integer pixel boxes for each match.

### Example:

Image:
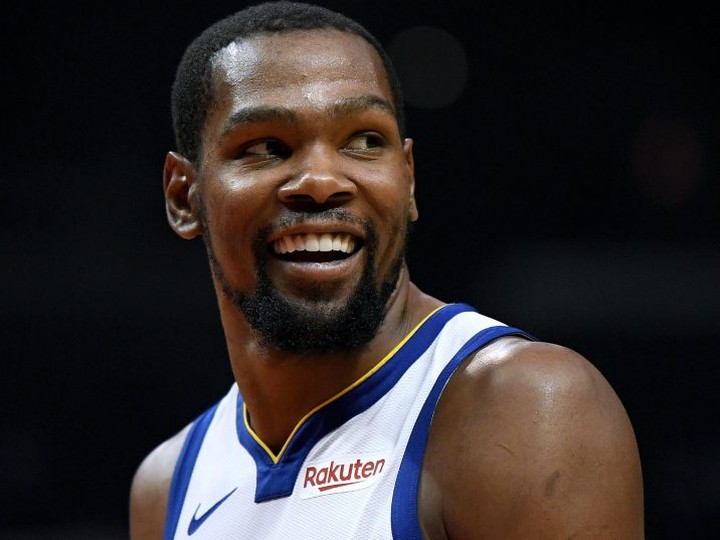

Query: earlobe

[163,151,203,239]
[403,138,419,222]
[409,194,419,222]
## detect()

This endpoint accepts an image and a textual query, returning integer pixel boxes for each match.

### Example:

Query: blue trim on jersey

[236,303,478,502]
[390,326,535,539]
[164,403,220,540]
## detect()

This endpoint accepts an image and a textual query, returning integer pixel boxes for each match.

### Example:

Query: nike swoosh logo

[187,487,238,535]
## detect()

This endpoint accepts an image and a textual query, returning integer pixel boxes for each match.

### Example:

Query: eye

[344,133,386,153]
[241,139,290,159]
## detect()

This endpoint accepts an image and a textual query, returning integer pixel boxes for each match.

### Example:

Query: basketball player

[129,2,644,538]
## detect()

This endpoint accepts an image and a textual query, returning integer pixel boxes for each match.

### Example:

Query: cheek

[359,159,413,207]
[203,169,273,236]
[363,174,414,264]
[200,182,265,269]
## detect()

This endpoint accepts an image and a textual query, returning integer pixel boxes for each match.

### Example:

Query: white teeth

[294,235,305,251]
[273,232,357,254]
[305,234,320,252]
[321,233,335,252]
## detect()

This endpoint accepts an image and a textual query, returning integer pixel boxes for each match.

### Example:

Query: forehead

[209,29,393,113]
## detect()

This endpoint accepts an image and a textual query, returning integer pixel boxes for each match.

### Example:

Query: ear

[163,151,203,239]
[403,138,419,222]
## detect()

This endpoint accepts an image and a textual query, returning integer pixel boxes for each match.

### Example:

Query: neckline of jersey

[241,304,449,464]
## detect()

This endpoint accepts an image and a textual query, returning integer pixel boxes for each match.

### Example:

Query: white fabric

[168,308,505,539]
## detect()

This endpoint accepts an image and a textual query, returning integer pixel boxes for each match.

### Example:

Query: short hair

[171,1,406,162]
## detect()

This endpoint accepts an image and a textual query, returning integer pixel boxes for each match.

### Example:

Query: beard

[203,210,408,354]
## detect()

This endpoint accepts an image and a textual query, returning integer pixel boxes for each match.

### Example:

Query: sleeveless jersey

[164,303,532,539]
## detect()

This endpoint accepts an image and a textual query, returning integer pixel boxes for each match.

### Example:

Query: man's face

[194,29,417,352]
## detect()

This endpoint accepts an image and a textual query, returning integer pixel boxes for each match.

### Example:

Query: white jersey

[164,303,531,539]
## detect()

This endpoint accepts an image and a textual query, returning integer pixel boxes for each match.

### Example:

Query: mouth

[270,232,363,263]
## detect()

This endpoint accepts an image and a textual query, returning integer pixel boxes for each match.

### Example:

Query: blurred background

[3,0,718,537]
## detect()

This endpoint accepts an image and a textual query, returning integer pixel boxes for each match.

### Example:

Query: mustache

[257,208,369,240]
[253,209,378,259]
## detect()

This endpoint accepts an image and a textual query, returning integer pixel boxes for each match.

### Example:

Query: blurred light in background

[388,26,468,109]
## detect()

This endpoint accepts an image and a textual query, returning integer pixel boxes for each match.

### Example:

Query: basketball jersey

[164,303,532,539]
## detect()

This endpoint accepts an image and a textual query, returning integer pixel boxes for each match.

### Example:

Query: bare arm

[421,338,644,539]
[129,425,191,540]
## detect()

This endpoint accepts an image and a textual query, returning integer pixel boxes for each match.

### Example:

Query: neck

[215,268,443,454]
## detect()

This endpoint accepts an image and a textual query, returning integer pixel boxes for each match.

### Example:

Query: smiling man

[129,2,644,538]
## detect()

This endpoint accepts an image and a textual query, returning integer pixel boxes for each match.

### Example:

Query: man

[130,2,644,538]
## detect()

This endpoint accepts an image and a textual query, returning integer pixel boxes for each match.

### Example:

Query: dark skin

[130,29,643,539]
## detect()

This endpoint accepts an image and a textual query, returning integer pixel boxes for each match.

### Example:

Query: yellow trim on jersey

[243,305,445,464]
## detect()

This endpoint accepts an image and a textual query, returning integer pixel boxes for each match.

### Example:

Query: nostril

[284,194,315,202]
[278,170,358,207]
[281,191,354,211]
[325,192,354,204]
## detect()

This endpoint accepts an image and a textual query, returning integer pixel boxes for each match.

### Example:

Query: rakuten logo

[300,455,388,498]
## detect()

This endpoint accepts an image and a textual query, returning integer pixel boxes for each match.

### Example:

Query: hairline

[172,4,406,164]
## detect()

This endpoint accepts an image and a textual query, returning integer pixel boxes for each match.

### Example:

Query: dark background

[3,1,719,538]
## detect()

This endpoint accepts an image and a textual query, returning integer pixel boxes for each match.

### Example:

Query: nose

[277,145,357,209]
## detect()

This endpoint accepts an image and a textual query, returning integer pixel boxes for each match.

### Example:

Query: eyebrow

[220,95,396,137]
[327,95,396,120]
[221,107,298,137]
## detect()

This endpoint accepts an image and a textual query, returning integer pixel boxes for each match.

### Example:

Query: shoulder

[129,424,192,540]
[456,337,617,409]
[420,337,644,539]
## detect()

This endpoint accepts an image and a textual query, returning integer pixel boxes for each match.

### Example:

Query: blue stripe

[390,326,534,539]
[236,303,479,502]
[164,403,220,540]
